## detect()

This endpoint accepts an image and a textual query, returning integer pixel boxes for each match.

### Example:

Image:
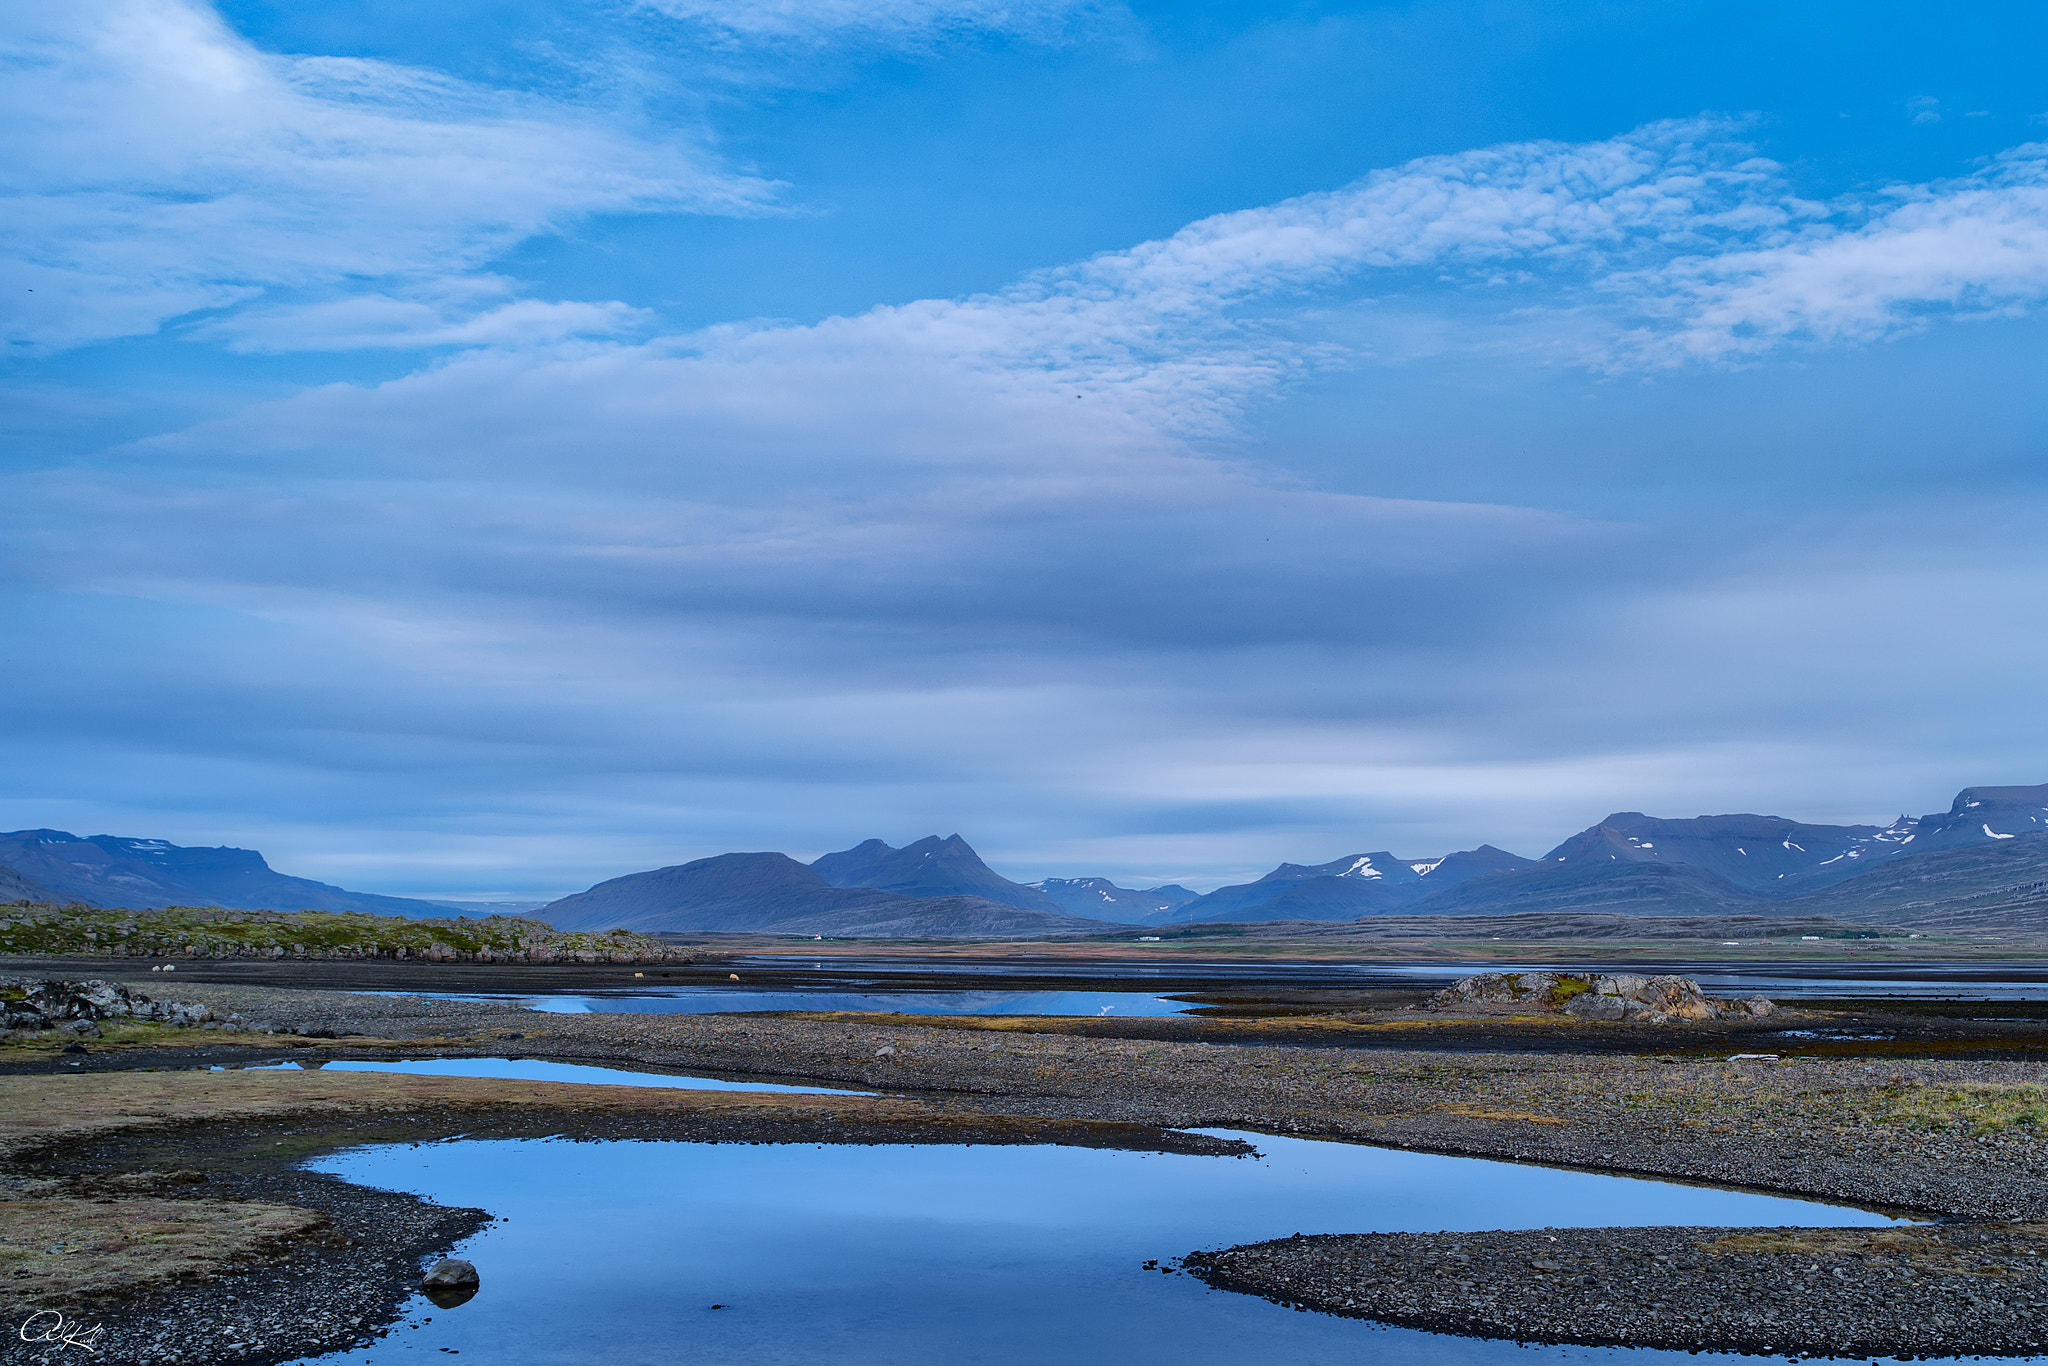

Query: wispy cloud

[195,283,653,353]
[0,0,773,351]
[1622,145,2048,363]
[634,0,1099,46]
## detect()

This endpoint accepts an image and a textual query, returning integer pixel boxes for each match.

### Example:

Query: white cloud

[635,0,1094,45]
[10,106,2048,887]
[196,284,653,353]
[0,0,773,351]
[1610,147,2048,365]
[630,117,1799,440]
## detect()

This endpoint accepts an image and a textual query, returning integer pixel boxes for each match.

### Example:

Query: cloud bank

[5,5,2048,892]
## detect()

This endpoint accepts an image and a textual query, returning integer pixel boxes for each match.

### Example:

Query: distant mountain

[1541,813,1918,893]
[1907,784,2048,853]
[0,859,57,903]
[811,835,1068,914]
[1030,877,1197,919]
[1768,829,2048,930]
[1410,844,1539,888]
[1391,786,2048,923]
[540,851,1119,937]
[1403,854,1762,918]
[1176,853,1431,922]
[0,829,450,917]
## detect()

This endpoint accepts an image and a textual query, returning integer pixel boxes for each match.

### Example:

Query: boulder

[422,1258,479,1289]
[2,980,223,1031]
[1562,992,1624,1021]
[1425,972,1566,1009]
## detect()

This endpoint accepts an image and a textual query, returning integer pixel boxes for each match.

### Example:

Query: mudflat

[4,961,2048,1361]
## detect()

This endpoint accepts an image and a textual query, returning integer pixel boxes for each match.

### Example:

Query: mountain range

[1028,877,1199,918]
[0,829,452,917]
[6,781,2045,937]
[538,839,1120,937]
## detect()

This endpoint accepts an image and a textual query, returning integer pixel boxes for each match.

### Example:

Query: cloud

[9,109,2048,891]
[1622,145,2048,363]
[634,0,1097,46]
[194,283,653,353]
[0,0,773,351]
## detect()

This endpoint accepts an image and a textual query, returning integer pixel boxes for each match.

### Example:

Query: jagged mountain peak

[810,835,1064,915]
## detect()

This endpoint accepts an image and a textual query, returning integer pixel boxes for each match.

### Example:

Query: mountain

[1396,813,1898,917]
[810,835,1068,914]
[1767,829,2048,929]
[1394,787,2048,921]
[1403,854,1762,917]
[1410,844,1539,888]
[540,851,1119,937]
[1177,853,1431,922]
[1907,784,2048,853]
[1539,813,1920,893]
[1029,877,1197,919]
[0,829,450,917]
[0,860,58,902]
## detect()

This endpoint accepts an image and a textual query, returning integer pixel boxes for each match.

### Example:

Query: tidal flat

[4,960,2048,1362]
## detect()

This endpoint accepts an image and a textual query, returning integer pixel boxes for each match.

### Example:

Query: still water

[372,988,1196,1016]
[235,1056,868,1094]
[286,1131,1970,1366]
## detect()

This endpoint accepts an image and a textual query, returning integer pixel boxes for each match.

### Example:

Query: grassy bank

[0,902,701,964]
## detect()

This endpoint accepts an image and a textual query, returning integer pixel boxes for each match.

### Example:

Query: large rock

[421,1258,479,1289]
[1430,971,1777,1024]
[1,979,237,1033]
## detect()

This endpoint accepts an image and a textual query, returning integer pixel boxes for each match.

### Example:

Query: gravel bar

[1186,1222,2048,1359]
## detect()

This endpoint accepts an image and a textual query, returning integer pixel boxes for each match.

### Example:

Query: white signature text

[17,1310,103,1354]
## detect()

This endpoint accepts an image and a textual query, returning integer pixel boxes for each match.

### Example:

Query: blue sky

[4,0,2045,899]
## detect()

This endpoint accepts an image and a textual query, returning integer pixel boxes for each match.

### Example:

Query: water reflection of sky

[229,1056,866,1094]
[365,988,1196,1015]
[293,1133,1949,1366]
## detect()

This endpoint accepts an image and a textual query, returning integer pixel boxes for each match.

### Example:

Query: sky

[3,0,2046,900]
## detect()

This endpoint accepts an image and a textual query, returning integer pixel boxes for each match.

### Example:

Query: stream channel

[276,1058,2024,1366]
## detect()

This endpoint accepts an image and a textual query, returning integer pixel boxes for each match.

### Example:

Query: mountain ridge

[540,848,1117,937]
[0,829,452,918]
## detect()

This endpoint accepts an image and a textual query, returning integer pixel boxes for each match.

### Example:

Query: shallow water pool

[288,1130,1979,1366]
[232,1055,867,1094]
[370,987,1196,1016]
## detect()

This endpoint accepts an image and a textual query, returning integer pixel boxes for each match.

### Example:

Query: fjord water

[296,1133,1932,1366]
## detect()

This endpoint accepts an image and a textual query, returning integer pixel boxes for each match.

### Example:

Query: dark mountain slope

[1030,877,1196,919]
[1178,853,1428,923]
[811,835,1066,914]
[541,852,896,932]
[1768,830,2048,929]
[540,851,1119,936]
[1403,855,1760,917]
[1908,784,2048,853]
[0,829,448,916]
[1543,813,1915,893]
[1413,845,1538,888]
[0,860,59,903]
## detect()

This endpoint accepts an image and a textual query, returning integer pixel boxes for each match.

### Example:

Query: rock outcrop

[0,978,247,1037]
[1426,971,1776,1024]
